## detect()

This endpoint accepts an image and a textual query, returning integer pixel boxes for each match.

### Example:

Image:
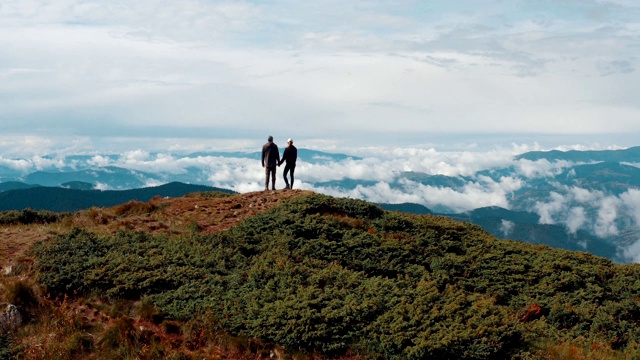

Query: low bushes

[0,208,68,225]
[31,194,640,359]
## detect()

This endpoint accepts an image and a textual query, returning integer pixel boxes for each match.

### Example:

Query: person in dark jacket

[261,135,280,191]
[278,138,297,189]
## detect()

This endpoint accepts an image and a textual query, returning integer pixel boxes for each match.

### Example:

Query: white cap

[287,138,293,143]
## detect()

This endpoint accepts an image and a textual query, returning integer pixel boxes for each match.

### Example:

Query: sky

[1,0,640,156]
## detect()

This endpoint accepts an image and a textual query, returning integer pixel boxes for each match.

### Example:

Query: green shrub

[0,334,13,360]
[368,280,525,359]
[31,193,640,358]
[33,228,111,296]
[0,208,68,225]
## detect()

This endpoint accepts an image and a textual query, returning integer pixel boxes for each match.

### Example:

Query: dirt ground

[0,189,313,267]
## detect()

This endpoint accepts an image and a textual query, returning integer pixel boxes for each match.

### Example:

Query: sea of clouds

[2,143,640,262]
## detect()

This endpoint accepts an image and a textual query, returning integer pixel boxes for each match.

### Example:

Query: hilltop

[1,189,640,359]
[0,189,309,265]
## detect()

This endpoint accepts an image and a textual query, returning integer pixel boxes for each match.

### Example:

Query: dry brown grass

[0,226,51,268]
[0,189,314,267]
[537,342,633,360]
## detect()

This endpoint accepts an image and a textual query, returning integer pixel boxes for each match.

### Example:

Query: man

[279,138,297,189]
[261,135,280,191]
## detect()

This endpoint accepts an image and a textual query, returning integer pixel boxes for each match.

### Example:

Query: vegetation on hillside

[3,193,635,359]
[0,208,69,225]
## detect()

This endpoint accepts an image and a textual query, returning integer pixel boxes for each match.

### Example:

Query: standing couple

[261,135,297,191]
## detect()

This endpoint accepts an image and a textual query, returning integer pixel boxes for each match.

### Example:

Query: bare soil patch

[0,189,313,265]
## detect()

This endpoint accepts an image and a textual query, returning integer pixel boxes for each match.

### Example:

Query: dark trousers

[283,163,296,188]
[265,166,276,190]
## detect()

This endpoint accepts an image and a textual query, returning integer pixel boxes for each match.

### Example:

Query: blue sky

[1,0,640,155]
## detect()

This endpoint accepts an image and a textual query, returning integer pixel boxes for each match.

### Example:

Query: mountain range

[1,146,640,262]
[0,182,234,212]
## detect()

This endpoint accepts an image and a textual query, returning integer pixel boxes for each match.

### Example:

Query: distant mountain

[24,166,159,189]
[314,173,468,192]
[382,204,618,260]
[0,182,235,212]
[60,181,95,190]
[0,165,23,182]
[516,145,640,162]
[0,181,40,192]
[464,206,541,225]
[398,171,468,189]
[314,179,379,189]
[297,148,363,163]
[187,148,362,164]
[446,206,617,260]
[379,202,432,215]
[560,162,640,193]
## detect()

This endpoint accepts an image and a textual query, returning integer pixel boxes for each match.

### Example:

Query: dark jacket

[262,141,280,168]
[280,145,297,166]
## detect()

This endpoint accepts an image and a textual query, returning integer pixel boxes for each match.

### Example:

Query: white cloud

[94,182,109,191]
[622,238,640,264]
[594,196,622,238]
[0,157,32,172]
[620,188,640,218]
[515,159,574,179]
[571,186,603,204]
[407,181,511,213]
[500,219,515,238]
[535,192,567,225]
[88,155,112,168]
[318,182,422,206]
[566,207,587,235]
[530,184,637,237]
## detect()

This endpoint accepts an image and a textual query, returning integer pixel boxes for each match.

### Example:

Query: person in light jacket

[278,138,297,189]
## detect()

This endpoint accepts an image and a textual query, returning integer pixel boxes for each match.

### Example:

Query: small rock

[0,304,23,333]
